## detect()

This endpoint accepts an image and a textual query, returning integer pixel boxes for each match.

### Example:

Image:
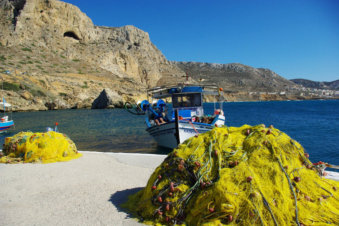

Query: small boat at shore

[127,84,225,149]
[0,100,14,132]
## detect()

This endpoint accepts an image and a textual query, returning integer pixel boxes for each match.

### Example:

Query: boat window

[172,93,202,108]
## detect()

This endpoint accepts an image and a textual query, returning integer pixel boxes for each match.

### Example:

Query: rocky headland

[0,0,337,111]
[291,79,339,90]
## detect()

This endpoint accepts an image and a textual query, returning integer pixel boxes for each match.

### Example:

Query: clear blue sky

[63,0,338,82]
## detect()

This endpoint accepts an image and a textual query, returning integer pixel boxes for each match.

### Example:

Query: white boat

[0,101,14,132]
[325,170,339,181]
[136,84,225,149]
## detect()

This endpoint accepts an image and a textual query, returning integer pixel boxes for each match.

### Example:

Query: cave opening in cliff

[12,0,27,27]
[63,31,80,40]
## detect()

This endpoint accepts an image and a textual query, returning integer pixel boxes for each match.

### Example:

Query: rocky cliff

[0,0,306,111]
[0,0,185,111]
[0,0,182,85]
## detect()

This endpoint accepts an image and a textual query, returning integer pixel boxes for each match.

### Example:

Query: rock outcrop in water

[91,88,123,109]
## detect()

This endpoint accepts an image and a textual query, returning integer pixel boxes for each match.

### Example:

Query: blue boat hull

[0,120,14,132]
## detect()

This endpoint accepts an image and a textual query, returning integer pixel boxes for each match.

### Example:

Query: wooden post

[174,109,180,145]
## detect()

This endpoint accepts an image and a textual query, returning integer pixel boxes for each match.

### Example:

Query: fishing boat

[126,84,225,149]
[0,100,14,132]
[123,84,339,181]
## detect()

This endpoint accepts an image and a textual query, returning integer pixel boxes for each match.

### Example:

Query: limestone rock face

[0,0,98,46]
[0,0,184,86]
[91,88,123,109]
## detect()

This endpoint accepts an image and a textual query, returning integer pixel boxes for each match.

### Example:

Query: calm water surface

[1,100,338,165]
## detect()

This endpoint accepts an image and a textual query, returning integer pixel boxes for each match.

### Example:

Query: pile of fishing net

[0,131,81,163]
[123,125,339,225]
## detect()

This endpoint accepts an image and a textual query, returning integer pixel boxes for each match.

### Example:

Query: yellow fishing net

[123,125,339,225]
[0,131,81,163]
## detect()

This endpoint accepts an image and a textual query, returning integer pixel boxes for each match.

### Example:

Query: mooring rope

[277,157,300,226]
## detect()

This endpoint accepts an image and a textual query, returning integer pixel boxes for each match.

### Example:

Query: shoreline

[9,98,339,113]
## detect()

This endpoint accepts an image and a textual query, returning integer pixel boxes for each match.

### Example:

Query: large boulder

[20,90,32,100]
[91,88,123,109]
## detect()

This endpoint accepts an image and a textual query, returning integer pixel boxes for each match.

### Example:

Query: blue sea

[1,100,338,165]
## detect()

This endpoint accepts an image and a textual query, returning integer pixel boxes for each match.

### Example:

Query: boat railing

[147,83,221,99]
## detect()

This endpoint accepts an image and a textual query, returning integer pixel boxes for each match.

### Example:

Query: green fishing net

[123,125,339,225]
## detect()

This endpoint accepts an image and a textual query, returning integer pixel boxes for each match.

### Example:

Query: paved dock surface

[0,152,166,226]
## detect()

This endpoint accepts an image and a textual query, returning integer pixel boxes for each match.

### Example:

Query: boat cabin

[171,87,204,120]
[146,84,223,125]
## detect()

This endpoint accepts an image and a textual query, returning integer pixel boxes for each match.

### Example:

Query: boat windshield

[172,93,202,108]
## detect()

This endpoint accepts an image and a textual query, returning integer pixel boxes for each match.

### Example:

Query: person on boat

[155,116,166,125]
[151,100,166,125]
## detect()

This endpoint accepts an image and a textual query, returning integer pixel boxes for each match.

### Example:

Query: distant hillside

[174,62,295,92]
[291,79,339,90]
